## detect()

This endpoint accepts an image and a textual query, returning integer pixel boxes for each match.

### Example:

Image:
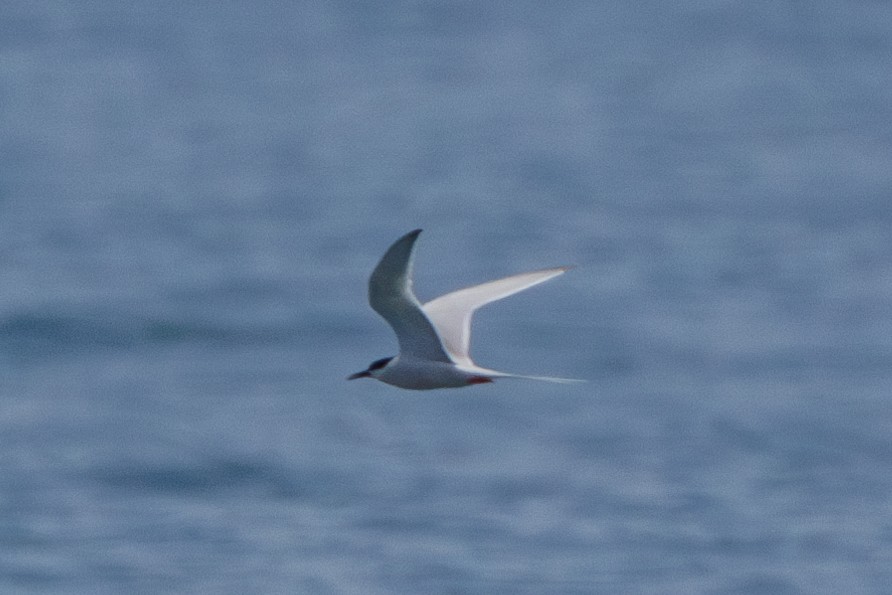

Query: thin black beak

[347,370,371,380]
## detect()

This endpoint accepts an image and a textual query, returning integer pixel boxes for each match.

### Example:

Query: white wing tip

[539,265,575,276]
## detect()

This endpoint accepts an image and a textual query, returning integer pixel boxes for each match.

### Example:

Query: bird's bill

[347,370,371,380]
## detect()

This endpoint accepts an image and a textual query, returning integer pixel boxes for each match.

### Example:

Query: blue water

[2,2,892,593]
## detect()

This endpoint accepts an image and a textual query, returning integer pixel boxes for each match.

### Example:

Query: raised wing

[422,267,571,366]
[368,229,452,363]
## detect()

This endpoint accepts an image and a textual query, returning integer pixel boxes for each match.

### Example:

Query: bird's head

[347,356,394,380]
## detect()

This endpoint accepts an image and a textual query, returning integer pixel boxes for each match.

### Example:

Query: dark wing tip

[385,229,422,249]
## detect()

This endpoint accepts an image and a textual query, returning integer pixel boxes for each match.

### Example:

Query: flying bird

[348,229,582,390]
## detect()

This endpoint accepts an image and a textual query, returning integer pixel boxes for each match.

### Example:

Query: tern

[348,229,582,390]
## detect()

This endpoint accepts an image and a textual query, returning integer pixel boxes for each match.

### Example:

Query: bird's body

[348,229,581,390]
[369,356,501,390]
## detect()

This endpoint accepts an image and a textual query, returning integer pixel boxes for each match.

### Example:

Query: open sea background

[2,2,892,593]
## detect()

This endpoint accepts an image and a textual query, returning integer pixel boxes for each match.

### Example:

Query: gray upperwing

[423,267,571,365]
[368,229,453,363]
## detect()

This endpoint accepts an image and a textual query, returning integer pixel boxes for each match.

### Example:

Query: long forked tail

[458,364,586,385]
[468,366,586,384]
[507,373,587,384]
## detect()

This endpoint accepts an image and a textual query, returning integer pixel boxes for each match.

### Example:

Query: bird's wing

[422,266,571,366]
[368,229,453,363]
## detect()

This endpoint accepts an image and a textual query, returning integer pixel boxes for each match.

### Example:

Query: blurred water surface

[2,2,892,593]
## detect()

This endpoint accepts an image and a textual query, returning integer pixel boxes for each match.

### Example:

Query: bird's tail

[464,366,586,385]
[506,373,587,384]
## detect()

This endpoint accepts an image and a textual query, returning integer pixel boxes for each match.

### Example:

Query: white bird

[348,229,582,390]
